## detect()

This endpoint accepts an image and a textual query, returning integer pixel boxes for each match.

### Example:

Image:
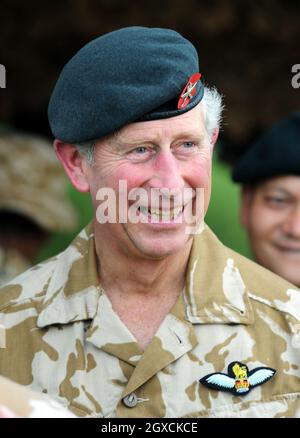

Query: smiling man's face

[85,103,215,260]
[241,175,300,286]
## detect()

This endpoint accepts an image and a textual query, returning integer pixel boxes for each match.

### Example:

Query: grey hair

[201,85,224,138]
[75,142,96,165]
[75,85,224,165]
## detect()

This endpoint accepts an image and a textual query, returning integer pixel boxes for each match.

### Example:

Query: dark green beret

[48,26,203,143]
[232,112,300,184]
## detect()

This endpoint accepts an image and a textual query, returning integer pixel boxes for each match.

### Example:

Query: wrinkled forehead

[109,103,207,146]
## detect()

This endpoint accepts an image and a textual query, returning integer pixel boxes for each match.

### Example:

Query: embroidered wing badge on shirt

[200,361,276,396]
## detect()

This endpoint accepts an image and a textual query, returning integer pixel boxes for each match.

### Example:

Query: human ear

[210,127,219,146]
[54,139,90,192]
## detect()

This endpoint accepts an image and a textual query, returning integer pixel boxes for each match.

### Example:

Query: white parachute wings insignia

[202,373,235,390]
[248,367,276,387]
[200,362,276,396]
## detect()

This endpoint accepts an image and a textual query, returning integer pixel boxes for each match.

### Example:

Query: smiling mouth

[275,245,300,254]
[137,206,184,221]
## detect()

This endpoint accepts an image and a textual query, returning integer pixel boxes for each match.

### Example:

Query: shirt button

[122,393,138,408]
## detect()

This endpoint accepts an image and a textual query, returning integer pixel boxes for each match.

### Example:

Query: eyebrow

[264,187,294,196]
[110,131,206,151]
[110,137,151,151]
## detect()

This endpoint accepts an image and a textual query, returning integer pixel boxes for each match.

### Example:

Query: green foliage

[35,181,93,262]
[206,154,252,258]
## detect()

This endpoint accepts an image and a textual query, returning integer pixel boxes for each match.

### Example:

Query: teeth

[139,206,183,220]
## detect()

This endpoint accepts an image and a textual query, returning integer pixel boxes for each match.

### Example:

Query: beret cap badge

[178,73,201,110]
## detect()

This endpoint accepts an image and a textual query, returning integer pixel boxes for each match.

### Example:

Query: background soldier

[0,132,78,285]
[232,113,300,286]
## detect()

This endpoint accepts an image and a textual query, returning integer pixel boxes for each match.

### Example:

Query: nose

[149,151,185,192]
[282,205,300,238]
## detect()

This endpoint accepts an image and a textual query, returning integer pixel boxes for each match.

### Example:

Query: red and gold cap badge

[177,72,201,110]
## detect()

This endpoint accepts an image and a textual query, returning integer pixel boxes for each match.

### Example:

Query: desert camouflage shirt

[0,223,300,418]
[0,375,75,418]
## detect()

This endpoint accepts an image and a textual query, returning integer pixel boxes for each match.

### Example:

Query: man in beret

[232,113,300,287]
[0,27,300,418]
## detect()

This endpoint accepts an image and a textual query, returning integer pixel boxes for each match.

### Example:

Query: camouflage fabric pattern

[0,133,77,232]
[0,223,300,418]
[0,375,75,417]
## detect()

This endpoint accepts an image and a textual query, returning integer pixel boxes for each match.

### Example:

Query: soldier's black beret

[48,26,204,143]
[232,112,300,184]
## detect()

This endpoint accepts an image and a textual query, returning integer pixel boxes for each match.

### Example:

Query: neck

[94,231,192,301]
[93,224,193,350]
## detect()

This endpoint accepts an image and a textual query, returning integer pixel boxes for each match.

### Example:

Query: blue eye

[127,146,153,162]
[134,146,147,154]
[183,142,194,148]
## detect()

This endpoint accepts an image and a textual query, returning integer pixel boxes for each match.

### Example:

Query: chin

[134,235,191,259]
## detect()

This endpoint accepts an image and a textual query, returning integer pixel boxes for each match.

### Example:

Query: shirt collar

[37,223,101,328]
[183,225,254,325]
[37,223,254,328]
